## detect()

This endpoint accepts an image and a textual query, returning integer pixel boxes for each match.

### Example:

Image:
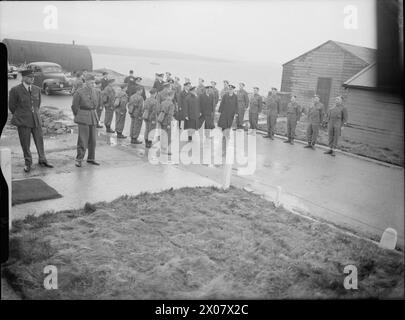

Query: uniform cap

[210,81,217,85]
[183,82,191,86]
[253,86,259,90]
[228,84,236,89]
[271,87,278,91]
[166,72,172,76]
[20,69,34,77]
[189,86,196,91]
[167,79,174,84]
[135,77,142,81]
[205,85,212,89]
[156,73,164,77]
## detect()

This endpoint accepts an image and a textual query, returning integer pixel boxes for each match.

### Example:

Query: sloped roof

[343,63,377,88]
[282,40,377,66]
[333,41,376,64]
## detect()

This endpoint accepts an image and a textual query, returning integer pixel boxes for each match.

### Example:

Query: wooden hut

[342,63,404,159]
[280,40,376,111]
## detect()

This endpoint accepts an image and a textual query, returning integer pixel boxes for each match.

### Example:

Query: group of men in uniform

[9,67,349,171]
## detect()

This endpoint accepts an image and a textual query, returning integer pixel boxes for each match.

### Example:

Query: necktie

[28,86,31,95]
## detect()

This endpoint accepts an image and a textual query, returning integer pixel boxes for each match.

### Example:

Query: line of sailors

[71,70,348,165]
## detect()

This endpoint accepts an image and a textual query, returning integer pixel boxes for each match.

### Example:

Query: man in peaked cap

[199,85,215,139]
[101,78,116,133]
[8,69,54,172]
[236,82,249,130]
[71,73,100,167]
[100,72,109,91]
[153,73,165,92]
[184,86,201,141]
[304,94,324,149]
[210,81,220,108]
[263,87,281,139]
[249,86,263,134]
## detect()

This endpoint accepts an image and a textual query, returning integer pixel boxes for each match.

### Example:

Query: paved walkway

[6,121,404,249]
[171,130,404,248]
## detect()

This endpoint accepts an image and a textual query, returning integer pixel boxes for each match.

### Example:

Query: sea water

[91,52,282,93]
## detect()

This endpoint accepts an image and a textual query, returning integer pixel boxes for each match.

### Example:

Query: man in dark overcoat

[184,86,201,141]
[199,85,215,139]
[8,69,54,172]
[218,84,238,139]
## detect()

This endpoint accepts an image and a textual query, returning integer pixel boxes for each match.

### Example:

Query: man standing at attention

[304,94,324,149]
[176,81,191,130]
[184,86,201,141]
[263,87,280,139]
[8,69,54,172]
[143,88,158,148]
[94,79,104,128]
[71,74,100,167]
[101,78,116,133]
[199,85,215,139]
[248,87,263,134]
[284,95,302,145]
[218,84,238,141]
[236,82,249,130]
[210,81,220,108]
[324,96,348,156]
[128,86,145,144]
[100,72,109,91]
[124,70,136,96]
[114,83,129,139]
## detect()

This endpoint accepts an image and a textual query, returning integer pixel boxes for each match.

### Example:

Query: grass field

[257,118,403,167]
[3,186,404,299]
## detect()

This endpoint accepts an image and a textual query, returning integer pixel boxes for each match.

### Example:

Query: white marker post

[0,148,12,229]
[275,186,282,208]
[379,228,397,250]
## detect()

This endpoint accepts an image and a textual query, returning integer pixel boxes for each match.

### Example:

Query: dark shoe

[23,165,31,173]
[263,135,270,138]
[324,149,333,155]
[304,144,312,148]
[269,136,274,140]
[87,160,100,165]
[283,140,290,143]
[96,125,103,128]
[117,133,127,139]
[75,160,82,167]
[39,162,54,168]
[106,127,115,133]
[134,139,142,144]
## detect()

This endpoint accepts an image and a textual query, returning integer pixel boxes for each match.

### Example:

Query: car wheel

[44,85,51,96]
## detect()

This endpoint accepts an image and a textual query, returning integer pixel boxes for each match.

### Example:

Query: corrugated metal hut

[2,38,92,72]
[280,40,376,112]
[342,63,404,159]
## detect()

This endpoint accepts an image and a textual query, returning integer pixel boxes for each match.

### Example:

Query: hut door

[316,77,332,109]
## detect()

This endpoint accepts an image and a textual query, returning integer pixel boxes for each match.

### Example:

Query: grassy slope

[4,187,404,299]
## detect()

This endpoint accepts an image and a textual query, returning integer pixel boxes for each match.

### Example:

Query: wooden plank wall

[343,88,404,156]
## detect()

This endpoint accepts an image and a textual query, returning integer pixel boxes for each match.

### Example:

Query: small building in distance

[3,38,92,72]
[280,40,376,111]
[342,63,404,162]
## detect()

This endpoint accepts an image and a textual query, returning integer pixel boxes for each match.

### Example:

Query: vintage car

[27,62,73,95]
[7,64,18,79]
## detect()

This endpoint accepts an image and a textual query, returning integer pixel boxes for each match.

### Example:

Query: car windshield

[41,66,62,73]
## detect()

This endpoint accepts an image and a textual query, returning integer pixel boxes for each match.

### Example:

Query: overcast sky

[0,0,377,63]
